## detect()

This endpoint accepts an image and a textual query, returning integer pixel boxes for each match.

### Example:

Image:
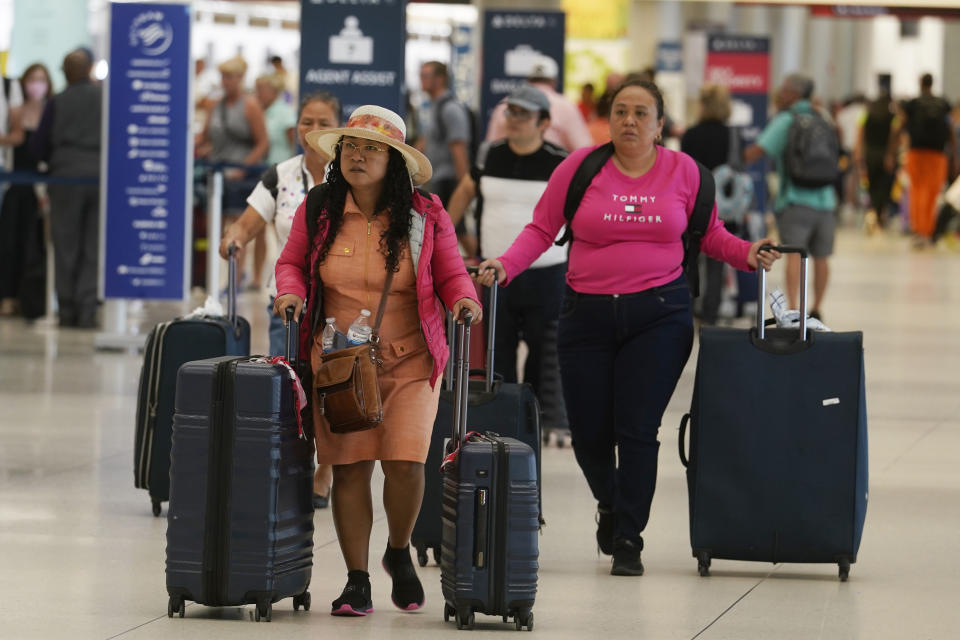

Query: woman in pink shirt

[477,80,780,576]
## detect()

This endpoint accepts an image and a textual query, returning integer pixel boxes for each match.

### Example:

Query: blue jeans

[268,299,286,356]
[557,275,694,542]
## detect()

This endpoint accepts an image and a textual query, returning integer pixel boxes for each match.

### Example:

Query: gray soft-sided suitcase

[165,311,314,621]
[440,312,539,631]
[679,247,868,581]
[134,250,250,516]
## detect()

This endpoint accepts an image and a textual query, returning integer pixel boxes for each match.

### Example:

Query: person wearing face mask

[219,90,343,510]
[30,50,102,328]
[475,79,781,576]
[0,63,52,318]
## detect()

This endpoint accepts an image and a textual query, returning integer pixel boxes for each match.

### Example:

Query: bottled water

[321,317,338,353]
[346,309,372,345]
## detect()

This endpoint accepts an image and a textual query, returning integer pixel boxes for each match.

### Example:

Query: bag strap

[683,161,715,298]
[555,142,614,247]
[372,268,394,335]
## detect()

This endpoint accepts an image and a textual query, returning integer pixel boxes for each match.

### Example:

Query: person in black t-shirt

[681,84,735,325]
[887,73,956,245]
[447,85,569,436]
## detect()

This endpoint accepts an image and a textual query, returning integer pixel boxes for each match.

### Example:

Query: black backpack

[555,142,716,297]
[784,108,840,188]
[434,94,480,168]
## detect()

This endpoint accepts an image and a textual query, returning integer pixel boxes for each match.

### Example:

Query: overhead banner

[102,2,192,300]
[300,0,406,117]
[480,10,565,138]
[704,35,770,213]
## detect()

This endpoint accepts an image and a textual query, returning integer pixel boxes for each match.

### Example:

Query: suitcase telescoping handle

[226,243,239,329]
[451,309,474,449]
[284,306,299,365]
[465,265,497,392]
[756,244,808,342]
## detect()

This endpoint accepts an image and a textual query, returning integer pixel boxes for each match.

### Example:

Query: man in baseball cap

[447,83,572,442]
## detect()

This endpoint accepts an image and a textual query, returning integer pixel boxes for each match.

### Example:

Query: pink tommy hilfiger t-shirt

[498,145,754,295]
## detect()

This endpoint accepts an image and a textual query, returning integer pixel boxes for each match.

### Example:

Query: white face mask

[25,80,49,101]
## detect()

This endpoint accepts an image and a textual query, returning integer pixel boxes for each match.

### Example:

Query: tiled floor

[1,228,958,639]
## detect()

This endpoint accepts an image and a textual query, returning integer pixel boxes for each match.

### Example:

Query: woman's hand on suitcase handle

[748,239,781,272]
[273,294,304,324]
[473,259,506,287]
[453,298,482,325]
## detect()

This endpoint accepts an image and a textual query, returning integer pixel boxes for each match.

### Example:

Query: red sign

[703,52,769,94]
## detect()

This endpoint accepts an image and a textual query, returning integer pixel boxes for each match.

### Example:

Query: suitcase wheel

[697,551,711,577]
[432,546,441,566]
[456,609,474,630]
[152,499,162,518]
[255,602,272,622]
[838,558,851,582]
[514,610,533,631]
[444,603,456,622]
[416,548,429,567]
[293,591,311,611]
[167,596,185,618]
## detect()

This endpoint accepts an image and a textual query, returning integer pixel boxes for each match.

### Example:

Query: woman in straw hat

[274,105,481,616]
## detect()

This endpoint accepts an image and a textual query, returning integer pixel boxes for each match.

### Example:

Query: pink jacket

[275,190,478,386]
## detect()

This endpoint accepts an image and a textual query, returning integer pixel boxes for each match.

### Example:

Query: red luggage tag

[439,430,482,472]
[251,356,308,439]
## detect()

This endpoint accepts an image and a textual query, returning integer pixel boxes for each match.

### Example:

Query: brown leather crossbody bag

[313,270,394,434]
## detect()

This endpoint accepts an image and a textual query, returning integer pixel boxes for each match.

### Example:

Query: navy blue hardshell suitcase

[412,279,541,567]
[440,313,539,631]
[165,312,314,621]
[134,251,250,516]
[679,248,868,581]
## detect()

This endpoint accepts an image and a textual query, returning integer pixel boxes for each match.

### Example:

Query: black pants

[48,183,100,324]
[557,276,694,542]
[866,159,895,226]
[0,184,39,299]
[491,263,566,396]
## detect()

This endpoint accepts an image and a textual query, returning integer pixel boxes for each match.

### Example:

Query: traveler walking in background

[446,85,569,433]
[887,73,956,247]
[485,54,592,152]
[0,63,51,318]
[681,84,739,326]
[418,61,476,254]
[476,79,780,576]
[274,105,481,615]
[855,91,898,231]
[196,55,269,288]
[220,90,343,509]
[744,73,838,320]
[30,50,102,328]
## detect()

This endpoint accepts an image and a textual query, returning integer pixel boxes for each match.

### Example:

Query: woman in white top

[219,89,342,508]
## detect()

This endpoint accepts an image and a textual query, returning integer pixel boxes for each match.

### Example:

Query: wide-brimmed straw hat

[305,105,432,185]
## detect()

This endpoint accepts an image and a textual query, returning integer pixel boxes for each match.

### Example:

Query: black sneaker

[596,505,616,556]
[610,537,644,576]
[331,571,373,616]
[381,543,425,611]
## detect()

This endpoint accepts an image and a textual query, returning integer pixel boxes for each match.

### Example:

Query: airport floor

[1,227,958,639]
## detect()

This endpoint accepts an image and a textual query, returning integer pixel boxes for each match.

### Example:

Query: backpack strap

[555,142,614,247]
[683,161,715,298]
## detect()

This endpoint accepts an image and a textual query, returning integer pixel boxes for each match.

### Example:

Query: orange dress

[310,197,441,465]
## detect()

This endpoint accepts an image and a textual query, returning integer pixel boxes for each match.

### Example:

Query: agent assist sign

[299,0,406,117]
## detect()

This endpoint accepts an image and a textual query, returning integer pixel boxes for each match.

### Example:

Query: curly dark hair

[304,140,414,275]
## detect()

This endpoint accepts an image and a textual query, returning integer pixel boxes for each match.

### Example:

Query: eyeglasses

[505,107,534,121]
[338,140,387,156]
